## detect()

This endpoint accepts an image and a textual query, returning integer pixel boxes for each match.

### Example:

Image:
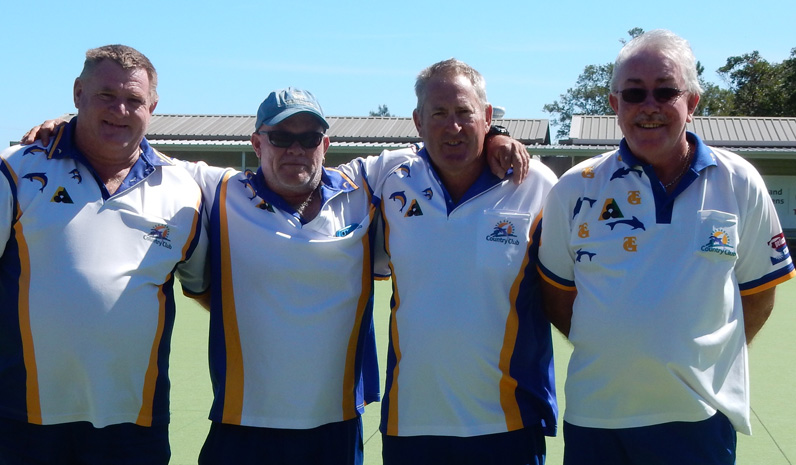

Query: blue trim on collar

[618,132,715,172]
[417,147,504,215]
[49,118,163,199]
[249,166,356,223]
[617,132,716,224]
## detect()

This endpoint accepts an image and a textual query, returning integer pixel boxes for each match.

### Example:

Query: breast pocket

[477,210,532,272]
[694,210,739,263]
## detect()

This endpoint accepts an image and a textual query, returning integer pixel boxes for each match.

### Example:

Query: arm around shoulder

[540,279,576,338]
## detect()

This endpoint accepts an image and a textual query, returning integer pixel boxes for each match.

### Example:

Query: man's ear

[73,78,83,108]
[412,109,423,138]
[609,92,620,114]
[251,133,262,158]
[686,93,700,123]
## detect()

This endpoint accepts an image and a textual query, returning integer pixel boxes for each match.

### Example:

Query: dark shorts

[563,412,737,465]
[382,426,546,465]
[0,417,169,465]
[198,417,363,465]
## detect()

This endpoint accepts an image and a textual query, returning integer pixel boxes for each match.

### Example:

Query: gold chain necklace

[664,143,693,189]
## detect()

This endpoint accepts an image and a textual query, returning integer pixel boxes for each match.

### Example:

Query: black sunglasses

[616,87,685,104]
[258,130,325,149]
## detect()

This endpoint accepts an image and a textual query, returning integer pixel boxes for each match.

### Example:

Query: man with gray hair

[374,58,558,464]
[539,29,795,464]
[0,44,207,464]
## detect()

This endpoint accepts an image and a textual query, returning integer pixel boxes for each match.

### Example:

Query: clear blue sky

[2,0,794,147]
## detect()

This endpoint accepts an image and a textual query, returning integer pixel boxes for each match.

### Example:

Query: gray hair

[79,44,159,102]
[611,29,702,96]
[414,58,488,112]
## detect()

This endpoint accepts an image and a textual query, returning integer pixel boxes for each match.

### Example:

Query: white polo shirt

[0,120,207,427]
[375,148,559,437]
[187,150,413,429]
[538,133,795,434]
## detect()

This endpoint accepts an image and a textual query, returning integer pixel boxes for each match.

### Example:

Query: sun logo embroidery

[700,228,737,257]
[485,220,520,245]
[144,224,173,249]
[150,225,170,240]
[582,167,595,179]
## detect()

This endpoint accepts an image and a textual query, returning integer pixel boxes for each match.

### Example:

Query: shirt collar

[618,131,717,172]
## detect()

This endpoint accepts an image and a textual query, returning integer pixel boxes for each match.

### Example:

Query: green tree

[694,61,734,116]
[543,29,643,139]
[718,51,786,116]
[542,63,615,139]
[369,104,392,117]
[783,48,796,115]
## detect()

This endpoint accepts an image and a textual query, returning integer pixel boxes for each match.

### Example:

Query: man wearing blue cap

[192,87,533,464]
[23,86,529,465]
[191,87,386,464]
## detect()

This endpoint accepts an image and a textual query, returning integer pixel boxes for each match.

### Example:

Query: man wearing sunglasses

[193,86,535,464]
[538,29,795,464]
[25,86,531,463]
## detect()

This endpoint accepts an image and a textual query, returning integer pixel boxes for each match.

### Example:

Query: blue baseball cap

[255,87,329,131]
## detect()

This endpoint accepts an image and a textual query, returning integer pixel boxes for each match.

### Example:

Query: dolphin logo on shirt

[394,164,411,178]
[23,172,48,192]
[23,146,47,156]
[422,188,433,200]
[389,191,407,212]
[575,248,596,262]
[606,216,645,231]
[239,176,257,200]
[69,169,82,184]
[573,196,597,218]
[610,167,643,180]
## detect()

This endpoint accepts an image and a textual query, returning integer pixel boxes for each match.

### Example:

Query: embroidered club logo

[700,228,736,257]
[768,233,791,265]
[486,220,520,246]
[144,224,173,249]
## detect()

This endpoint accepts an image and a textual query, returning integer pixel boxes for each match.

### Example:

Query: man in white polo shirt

[0,45,207,464]
[375,58,558,465]
[538,29,795,465]
[22,85,531,465]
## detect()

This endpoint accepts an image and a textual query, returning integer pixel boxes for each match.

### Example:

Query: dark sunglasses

[258,130,325,149]
[616,87,685,104]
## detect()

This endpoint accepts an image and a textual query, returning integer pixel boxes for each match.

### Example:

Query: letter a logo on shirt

[51,187,74,204]
[405,199,423,217]
[599,198,624,221]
